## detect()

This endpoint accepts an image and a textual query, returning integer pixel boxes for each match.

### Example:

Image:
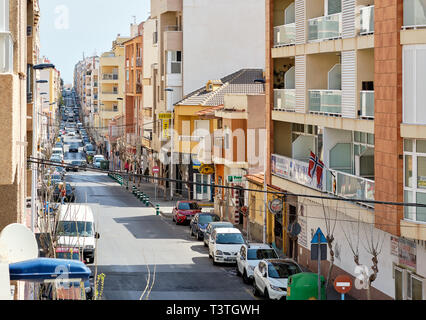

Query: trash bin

[286,272,326,300]
[100,160,109,170]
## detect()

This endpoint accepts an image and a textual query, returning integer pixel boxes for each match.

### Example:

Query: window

[404,139,426,222]
[394,265,424,300]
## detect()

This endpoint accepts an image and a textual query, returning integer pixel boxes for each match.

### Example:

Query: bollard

[156,204,160,216]
[145,197,150,207]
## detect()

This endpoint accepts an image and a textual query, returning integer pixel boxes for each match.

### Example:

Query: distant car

[93,155,105,168]
[50,155,62,163]
[252,259,303,300]
[208,228,246,265]
[203,221,235,247]
[190,213,220,240]
[84,144,96,156]
[53,183,76,202]
[68,143,82,153]
[236,243,279,284]
[66,159,87,172]
[172,201,202,225]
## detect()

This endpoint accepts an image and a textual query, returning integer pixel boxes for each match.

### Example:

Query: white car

[252,259,303,300]
[208,228,246,265]
[236,243,279,284]
[93,155,105,168]
[203,221,234,247]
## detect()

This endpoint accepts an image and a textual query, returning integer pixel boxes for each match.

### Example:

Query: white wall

[323,127,352,168]
[299,199,399,299]
[143,17,158,110]
[183,0,266,95]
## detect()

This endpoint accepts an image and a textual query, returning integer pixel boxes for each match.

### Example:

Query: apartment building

[122,23,143,168]
[146,0,266,195]
[97,35,129,145]
[265,0,426,300]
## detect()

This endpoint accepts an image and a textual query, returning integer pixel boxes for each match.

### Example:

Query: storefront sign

[390,236,399,256]
[162,120,170,139]
[199,164,214,175]
[159,113,172,120]
[271,154,323,191]
[398,238,416,270]
[268,198,283,215]
[228,176,242,183]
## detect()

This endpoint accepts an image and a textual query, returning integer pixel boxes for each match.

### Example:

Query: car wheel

[264,289,270,300]
[208,251,212,259]
[252,283,260,297]
[196,232,202,241]
[243,270,250,284]
[212,257,218,266]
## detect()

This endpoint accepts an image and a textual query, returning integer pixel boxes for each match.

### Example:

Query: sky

[39,0,150,85]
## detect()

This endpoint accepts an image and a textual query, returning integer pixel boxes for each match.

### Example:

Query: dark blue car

[190,213,220,240]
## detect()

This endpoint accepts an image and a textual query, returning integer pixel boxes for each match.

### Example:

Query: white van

[208,228,246,265]
[56,204,100,264]
[52,147,64,160]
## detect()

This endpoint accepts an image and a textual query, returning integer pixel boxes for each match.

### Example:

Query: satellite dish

[288,222,302,237]
[0,224,38,264]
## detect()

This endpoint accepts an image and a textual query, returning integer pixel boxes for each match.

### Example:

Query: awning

[9,258,91,282]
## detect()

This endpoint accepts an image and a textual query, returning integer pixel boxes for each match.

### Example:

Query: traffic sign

[311,227,327,244]
[152,166,160,174]
[334,275,353,294]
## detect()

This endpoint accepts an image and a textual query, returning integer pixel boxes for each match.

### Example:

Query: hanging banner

[162,120,170,139]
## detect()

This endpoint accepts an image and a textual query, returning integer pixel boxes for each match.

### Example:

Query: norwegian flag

[308,151,324,188]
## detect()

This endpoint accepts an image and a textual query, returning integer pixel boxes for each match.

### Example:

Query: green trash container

[100,160,109,170]
[286,272,326,300]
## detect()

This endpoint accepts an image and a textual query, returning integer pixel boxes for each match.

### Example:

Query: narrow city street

[67,171,256,300]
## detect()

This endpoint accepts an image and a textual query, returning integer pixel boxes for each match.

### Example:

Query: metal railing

[102,73,119,80]
[403,0,426,29]
[168,61,181,74]
[0,32,13,73]
[308,13,342,41]
[271,153,375,206]
[274,89,296,111]
[360,90,374,118]
[273,23,295,46]
[309,89,342,115]
[165,25,182,32]
[360,6,374,35]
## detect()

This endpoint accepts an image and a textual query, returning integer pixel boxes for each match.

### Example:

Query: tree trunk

[325,236,335,291]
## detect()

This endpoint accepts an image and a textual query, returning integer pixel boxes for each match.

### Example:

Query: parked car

[236,243,279,284]
[203,221,235,247]
[172,201,202,225]
[84,144,96,156]
[66,159,87,172]
[53,183,76,202]
[190,213,220,240]
[51,147,64,160]
[50,155,63,163]
[208,228,245,265]
[252,259,303,300]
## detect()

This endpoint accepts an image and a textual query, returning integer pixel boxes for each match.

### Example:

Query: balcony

[136,57,142,67]
[403,0,426,29]
[0,32,13,73]
[360,6,374,35]
[274,89,296,111]
[164,28,183,51]
[308,13,342,42]
[271,153,375,206]
[274,23,296,47]
[309,90,342,115]
[360,91,374,118]
[102,73,119,81]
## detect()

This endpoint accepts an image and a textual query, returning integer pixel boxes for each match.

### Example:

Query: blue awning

[9,258,91,282]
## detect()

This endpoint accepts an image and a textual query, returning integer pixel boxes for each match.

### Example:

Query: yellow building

[98,36,129,138]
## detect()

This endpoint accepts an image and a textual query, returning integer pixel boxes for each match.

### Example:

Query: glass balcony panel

[360,91,374,118]
[360,6,374,35]
[274,23,295,46]
[333,170,375,203]
[403,0,426,28]
[309,90,342,115]
[308,13,342,41]
[0,31,13,73]
[274,89,295,111]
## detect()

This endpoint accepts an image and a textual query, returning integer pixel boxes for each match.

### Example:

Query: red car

[172,201,202,225]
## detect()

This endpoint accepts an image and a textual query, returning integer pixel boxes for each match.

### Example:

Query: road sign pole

[341,293,345,300]
[155,173,158,201]
[318,243,321,300]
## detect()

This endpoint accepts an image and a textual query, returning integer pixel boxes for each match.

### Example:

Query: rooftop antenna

[132,15,136,24]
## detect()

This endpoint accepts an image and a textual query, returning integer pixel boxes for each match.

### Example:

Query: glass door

[193,173,211,200]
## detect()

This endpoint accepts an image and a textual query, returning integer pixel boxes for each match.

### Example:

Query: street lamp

[165,88,174,200]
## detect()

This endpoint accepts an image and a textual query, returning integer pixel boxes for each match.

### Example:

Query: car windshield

[267,262,301,279]
[199,215,220,224]
[56,221,93,237]
[216,233,245,244]
[52,175,62,181]
[86,145,94,151]
[247,249,278,260]
[212,223,233,230]
[178,202,200,210]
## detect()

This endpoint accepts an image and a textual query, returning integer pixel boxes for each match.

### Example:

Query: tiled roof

[196,105,224,116]
[176,69,264,107]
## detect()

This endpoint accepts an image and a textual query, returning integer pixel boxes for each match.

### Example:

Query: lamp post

[30,64,55,233]
[165,88,174,200]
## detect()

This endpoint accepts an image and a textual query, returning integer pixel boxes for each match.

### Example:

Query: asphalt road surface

[66,171,256,300]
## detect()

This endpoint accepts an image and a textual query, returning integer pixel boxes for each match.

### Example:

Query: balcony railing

[360,6,374,35]
[403,0,426,28]
[102,73,119,80]
[309,90,342,115]
[0,32,13,73]
[271,153,375,206]
[168,61,182,74]
[308,13,342,41]
[136,57,142,67]
[165,25,182,32]
[274,89,296,111]
[360,91,374,118]
[273,23,295,46]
